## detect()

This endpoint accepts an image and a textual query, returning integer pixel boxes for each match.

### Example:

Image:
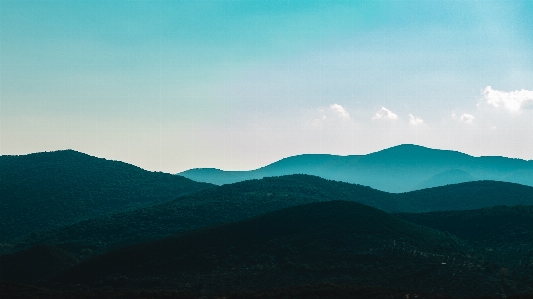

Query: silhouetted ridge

[0,150,214,242]
[369,144,470,163]
[398,205,533,246]
[5,175,533,297]
[260,154,349,169]
[8,176,533,258]
[399,180,533,212]
[6,174,397,257]
[179,144,533,192]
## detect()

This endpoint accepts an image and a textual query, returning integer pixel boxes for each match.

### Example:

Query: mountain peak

[379,144,445,154]
[369,144,470,161]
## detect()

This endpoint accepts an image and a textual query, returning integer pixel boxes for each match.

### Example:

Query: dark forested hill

[6,182,533,297]
[396,205,533,293]
[397,205,533,264]
[0,150,214,242]
[179,144,533,192]
[8,176,533,258]
[6,175,396,256]
[398,180,533,212]
[54,201,504,298]
[0,245,77,284]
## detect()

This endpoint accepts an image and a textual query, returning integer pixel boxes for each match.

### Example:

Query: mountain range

[3,146,533,298]
[178,144,533,192]
[6,175,533,258]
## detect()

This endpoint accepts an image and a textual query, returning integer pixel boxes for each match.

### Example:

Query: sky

[1,0,533,172]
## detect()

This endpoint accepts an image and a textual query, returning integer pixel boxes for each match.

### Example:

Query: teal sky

[1,0,533,172]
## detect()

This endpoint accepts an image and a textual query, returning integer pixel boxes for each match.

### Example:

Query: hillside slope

[8,176,533,258]
[0,150,214,242]
[0,245,77,284]
[397,205,533,265]
[56,201,501,297]
[415,169,476,189]
[6,175,396,256]
[398,180,533,212]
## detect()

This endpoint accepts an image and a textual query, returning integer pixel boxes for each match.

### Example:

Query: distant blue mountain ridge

[178,144,533,192]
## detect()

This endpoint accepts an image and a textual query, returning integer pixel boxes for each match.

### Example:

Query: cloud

[313,104,350,126]
[409,114,423,125]
[372,107,398,120]
[329,104,350,119]
[452,112,475,123]
[483,86,533,112]
[459,113,475,123]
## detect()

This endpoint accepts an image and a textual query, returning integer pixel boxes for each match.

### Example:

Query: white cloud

[483,86,533,112]
[409,114,423,125]
[329,104,350,119]
[459,113,475,123]
[313,104,350,126]
[452,112,475,123]
[372,107,398,120]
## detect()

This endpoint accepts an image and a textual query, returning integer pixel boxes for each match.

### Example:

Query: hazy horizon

[1,1,532,172]
[4,143,533,174]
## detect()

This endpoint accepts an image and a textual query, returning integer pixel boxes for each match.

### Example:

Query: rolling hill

[0,150,214,242]
[7,176,533,258]
[4,175,396,256]
[397,180,533,212]
[397,205,533,266]
[54,201,504,298]
[179,144,533,192]
[395,206,533,296]
[414,169,476,190]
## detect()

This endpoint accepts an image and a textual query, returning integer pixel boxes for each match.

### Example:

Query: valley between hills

[2,145,533,299]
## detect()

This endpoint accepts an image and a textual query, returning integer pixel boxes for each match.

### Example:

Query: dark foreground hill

[8,176,533,258]
[0,245,77,284]
[179,144,533,192]
[6,199,533,297]
[3,281,506,299]
[398,205,533,266]
[395,206,533,296]
[54,201,508,298]
[0,150,214,242]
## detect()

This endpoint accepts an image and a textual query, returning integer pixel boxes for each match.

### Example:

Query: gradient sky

[1,0,533,172]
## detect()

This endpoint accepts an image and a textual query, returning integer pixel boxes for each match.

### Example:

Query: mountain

[415,169,476,190]
[396,205,533,288]
[8,176,533,258]
[0,150,214,242]
[5,175,396,256]
[179,144,533,192]
[398,180,533,212]
[397,205,533,256]
[54,201,506,297]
